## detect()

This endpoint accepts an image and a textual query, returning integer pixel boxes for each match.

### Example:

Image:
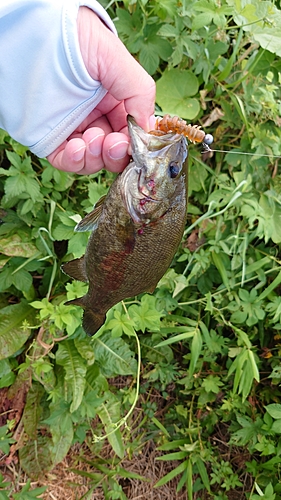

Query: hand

[47,7,156,175]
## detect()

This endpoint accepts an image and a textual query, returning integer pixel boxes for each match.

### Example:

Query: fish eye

[169,162,180,179]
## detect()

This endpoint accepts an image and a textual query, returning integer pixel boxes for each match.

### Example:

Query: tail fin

[83,309,106,337]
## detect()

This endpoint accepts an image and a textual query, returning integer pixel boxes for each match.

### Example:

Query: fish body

[62,116,188,336]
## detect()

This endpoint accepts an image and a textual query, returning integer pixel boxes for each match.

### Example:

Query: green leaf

[233,0,281,57]
[0,359,15,388]
[19,436,53,480]
[74,337,95,365]
[97,392,125,458]
[115,7,142,39]
[266,404,281,420]
[93,332,137,377]
[106,310,135,337]
[0,234,38,258]
[4,152,43,206]
[128,294,162,333]
[155,329,195,347]
[202,375,223,394]
[12,480,47,499]
[22,384,45,439]
[189,328,202,377]
[154,460,188,488]
[139,32,172,74]
[0,425,15,455]
[188,161,208,195]
[56,341,87,412]
[0,301,36,359]
[271,420,281,434]
[156,69,200,119]
[212,251,230,291]
[50,413,74,466]
[196,457,211,493]
[192,12,213,30]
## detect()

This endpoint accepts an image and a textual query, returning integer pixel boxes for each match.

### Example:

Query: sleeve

[0,0,117,158]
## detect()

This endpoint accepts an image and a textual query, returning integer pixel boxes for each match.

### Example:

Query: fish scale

[62,116,188,336]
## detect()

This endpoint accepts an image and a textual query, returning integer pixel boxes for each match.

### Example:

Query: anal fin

[61,256,87,282]
[65,297,85,308]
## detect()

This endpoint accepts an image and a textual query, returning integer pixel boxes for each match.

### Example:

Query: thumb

[78,8,155,131]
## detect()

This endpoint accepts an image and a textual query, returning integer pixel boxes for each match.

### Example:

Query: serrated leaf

[192,12,213,30]
[139,47,160,75]
[52,223,76,241]
[56,341,87,412]
[106,310,135,337]
[156,69,200,119]
[202,375,223,394]
[128,294,162,333]
[0,301,36,359]
[93,332,137,377]
[115,7,142,39]
[157,24,178,37]
[67,232,89,259]
[5,176,41,203]
[12,268,33,293]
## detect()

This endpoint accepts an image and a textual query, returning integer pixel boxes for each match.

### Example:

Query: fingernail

[108,141,129,160]
[72,146,86,162]
[89,133,105,156]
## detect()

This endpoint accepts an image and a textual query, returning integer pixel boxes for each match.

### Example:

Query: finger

[47,138,86,173]
[102,132,130,173]
[100,40,155,131]
[82,127,105,174]
[78,8,156,131]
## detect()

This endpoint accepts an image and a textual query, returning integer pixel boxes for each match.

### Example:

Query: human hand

[47,7,155,175]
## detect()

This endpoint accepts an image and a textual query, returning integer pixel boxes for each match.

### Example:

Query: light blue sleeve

[0,0,117,157]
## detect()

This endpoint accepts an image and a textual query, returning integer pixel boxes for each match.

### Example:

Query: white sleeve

[0,0,117,157]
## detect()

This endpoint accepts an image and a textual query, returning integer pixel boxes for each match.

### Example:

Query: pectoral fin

[75,195,106,232]
[61,256,87,282]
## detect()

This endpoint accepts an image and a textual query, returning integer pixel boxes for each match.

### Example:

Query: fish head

[121,116,188,224]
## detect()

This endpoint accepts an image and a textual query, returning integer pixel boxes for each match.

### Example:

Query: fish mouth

[121,166,159,224]
[137,170,159,202]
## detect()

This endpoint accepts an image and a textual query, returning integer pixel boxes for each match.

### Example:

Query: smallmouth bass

[62,116,188,336]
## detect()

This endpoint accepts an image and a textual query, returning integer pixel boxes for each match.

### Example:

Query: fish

[62,115,188,336]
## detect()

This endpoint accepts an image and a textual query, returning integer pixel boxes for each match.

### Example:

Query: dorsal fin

[75,195,106,232]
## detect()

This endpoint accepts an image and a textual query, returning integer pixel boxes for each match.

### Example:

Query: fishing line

[204,147,281,159]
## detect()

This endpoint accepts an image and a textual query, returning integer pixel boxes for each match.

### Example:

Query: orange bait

[150,114,213,147]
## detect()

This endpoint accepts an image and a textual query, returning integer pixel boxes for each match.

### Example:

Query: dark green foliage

[1,0,281,498]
